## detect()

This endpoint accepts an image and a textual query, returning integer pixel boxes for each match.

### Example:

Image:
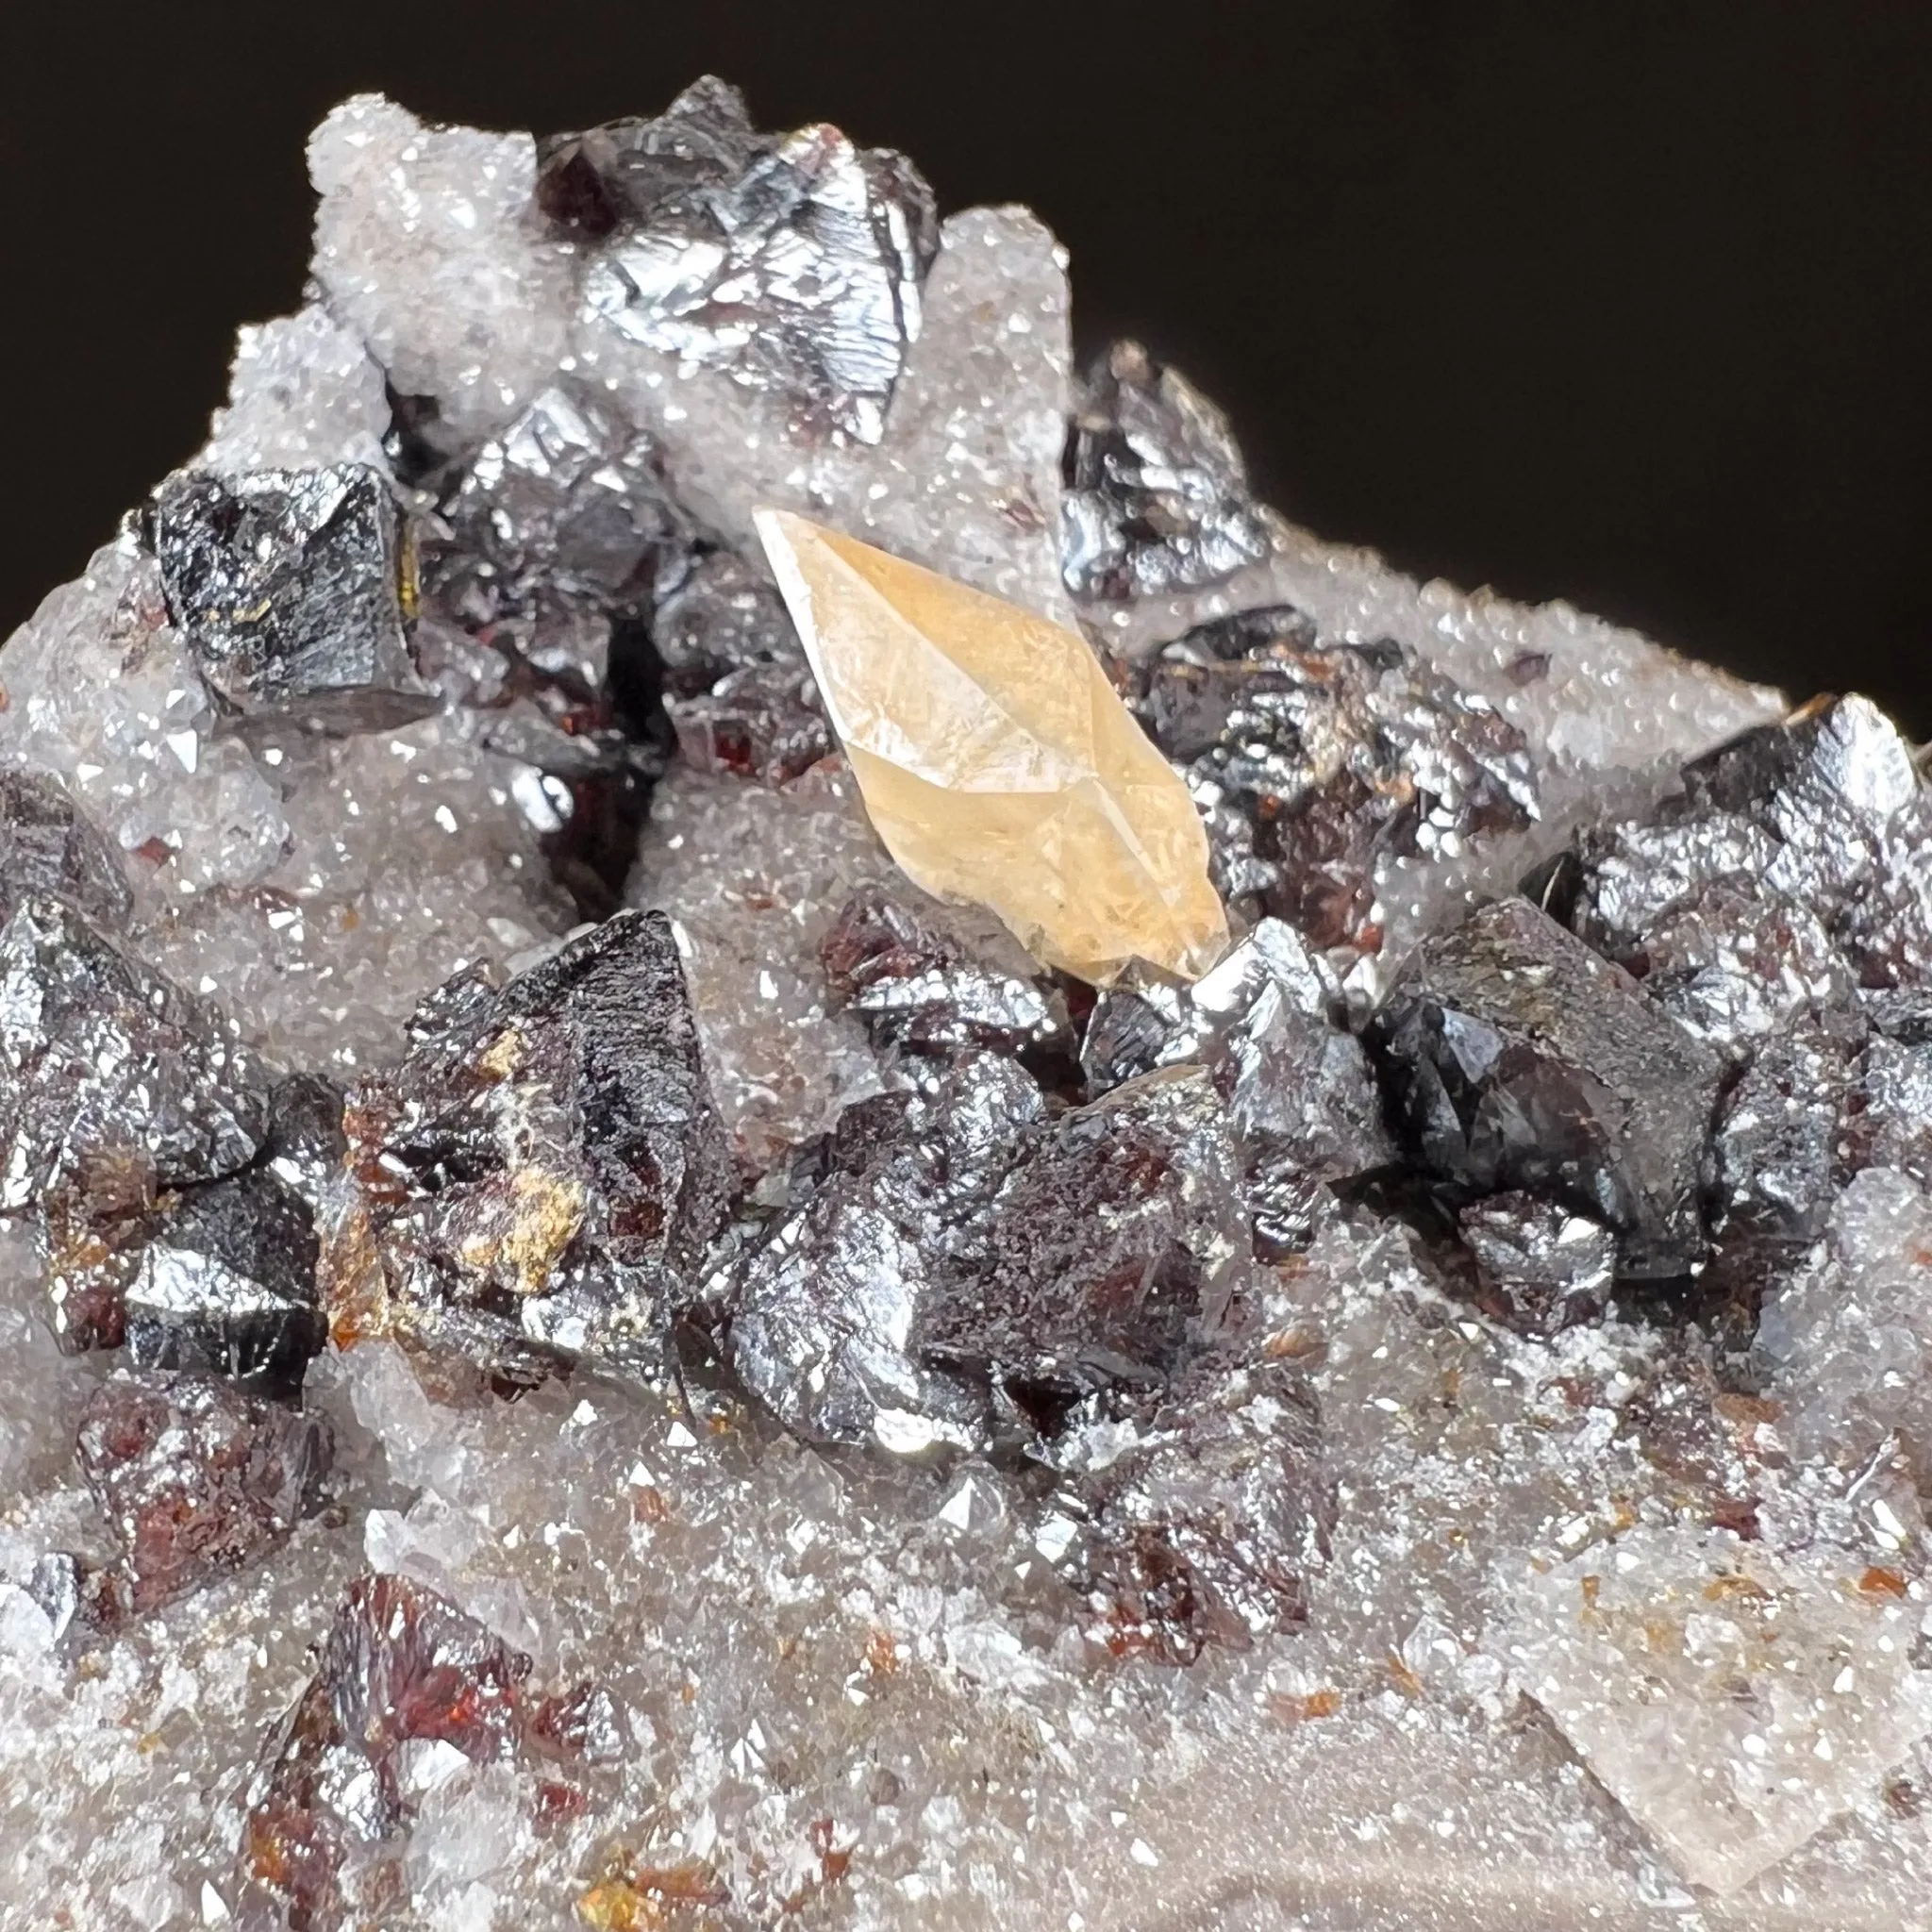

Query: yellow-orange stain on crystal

[755,509,1228,985]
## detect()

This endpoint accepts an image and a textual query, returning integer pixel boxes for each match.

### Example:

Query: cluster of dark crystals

[1060,340,1274,605]
[416,383,828,785]
[820,887,1068,1056]
[1133,606,1540,956]
[236,1572,622,1932]
[411,385,691,799]
[406,384,828,908]
[148,464,436,734]
[724,1057,1254,1452]
[335,909,734,1384]
[0,770,352,1626]
[1369,896,1725,1284]
[540,75,941,443]
[1494,691,1932,1342]
[1083,918,1393,1258]
[712,1025,1332,1661]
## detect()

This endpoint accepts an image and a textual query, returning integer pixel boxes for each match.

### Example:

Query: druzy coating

[757,508,1230,984]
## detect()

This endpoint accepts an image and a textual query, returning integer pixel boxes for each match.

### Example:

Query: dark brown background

[5,2,1930,727]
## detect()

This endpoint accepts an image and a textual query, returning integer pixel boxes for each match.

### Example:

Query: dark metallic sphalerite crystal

[1083,919,1393,1257]
[1138,607,1538,955]
[725,1056,1042,1456]
[917,1067,1252,1400]
[1457,1191,1616,1337]
[149,463,435,733]
[1369,896,1724,1279]
[1050,1354,1332,1666]
[334,909,733,1382]
[75,1373,333,1615]
[547,76,941,443]
[820,887,1064,1056]
[1535,694,1926,1058]
[1060,340,1274,605]
[0,894,271,1349]
[237,1573,610,1930]
[125,1168,325,1393]
[0,765,133,930]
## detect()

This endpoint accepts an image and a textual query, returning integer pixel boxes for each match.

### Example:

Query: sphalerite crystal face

[5,74,1932,1932]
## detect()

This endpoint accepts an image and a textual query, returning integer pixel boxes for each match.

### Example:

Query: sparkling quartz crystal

[757,508,1230,984]
[1499,1524,1932,1895]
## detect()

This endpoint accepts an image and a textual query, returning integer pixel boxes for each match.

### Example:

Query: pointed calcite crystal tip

[755,508,1229,984]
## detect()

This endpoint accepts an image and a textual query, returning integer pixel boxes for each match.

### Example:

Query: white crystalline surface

[1499,1524,1932,1895]
[2,80,1930,1932]
[197,303,394,478]
[1757,1168,1932,1477]
[0,540,568,1073]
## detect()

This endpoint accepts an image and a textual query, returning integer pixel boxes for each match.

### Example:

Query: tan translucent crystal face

[755,508,1229,985]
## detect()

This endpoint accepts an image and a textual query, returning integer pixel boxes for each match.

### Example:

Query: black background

[5,2,1930,729]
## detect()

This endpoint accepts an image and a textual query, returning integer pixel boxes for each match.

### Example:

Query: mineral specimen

[125,1168,325,1392]
[758,507,1229,983]
[1138,606,1539,961]
[75,1372,333,1616]
[1084,918,1393,1253]
[5,73,1932,1932]
[1061,339,1274,606]
[551,76,940,443]
[1371,894,1724,1277]
[148,463,434,732]
[329,909,732,1379]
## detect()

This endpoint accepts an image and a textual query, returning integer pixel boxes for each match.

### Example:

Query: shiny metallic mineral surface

[4,72,1932,1932]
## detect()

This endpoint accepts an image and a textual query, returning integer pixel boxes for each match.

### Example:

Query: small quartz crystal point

[755,508,1229,986]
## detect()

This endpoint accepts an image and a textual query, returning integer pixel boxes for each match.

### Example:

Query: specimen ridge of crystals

[4,72,1932,1932]
[756,507,1230,984]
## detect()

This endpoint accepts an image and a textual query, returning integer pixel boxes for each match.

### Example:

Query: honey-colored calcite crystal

[755,508,1229,984]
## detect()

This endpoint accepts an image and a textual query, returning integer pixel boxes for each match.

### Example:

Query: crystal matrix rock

[758,508,1229,984]
[10,73,1932,1932]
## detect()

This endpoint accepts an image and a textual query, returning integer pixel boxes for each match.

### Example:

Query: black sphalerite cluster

[11,75,1932,1702]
